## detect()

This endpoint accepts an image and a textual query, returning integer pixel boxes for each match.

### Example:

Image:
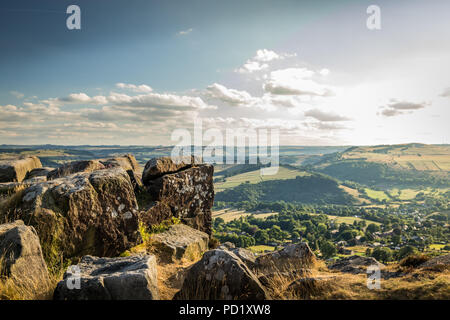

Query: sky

[0,0,449,146]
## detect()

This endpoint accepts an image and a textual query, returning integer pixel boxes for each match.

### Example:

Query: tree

[396,245,417,261]
[371,247,393,263]
[320,241,337,259]
[366,223,380,233]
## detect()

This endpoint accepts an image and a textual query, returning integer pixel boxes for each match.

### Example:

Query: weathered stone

[231,247,257,269]
[25,167,53,180]
[142,164,214,234]
[0,220,49,286]
[5,167,140,262]
[0,156,42,182]
[99,154,140,172]
[255,243,316,273]
[218,241,236,250]
[47,160,106,180]
[142,156,201,184]
[47,154,140,181]
[53,255,159,300]
[150,224,209,263]
[174,249,271,300]
[328,255,384,274]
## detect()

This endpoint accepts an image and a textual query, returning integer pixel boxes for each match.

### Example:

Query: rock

[99,154,140,172]
[174,249,271,300]
[142,156,201,184]
[420,254,450,269]
[142,164,214,234]
[4,167,140,262]
[0,182,24,198]
[218,241,236,250]
[47,154,140,181]
[0,156,42,182]
[53,255,159,300]
[0,220,49,286]
[47,160,106,180]
[255,243,316,273]
[328,255,384,274]
[151,224,209,263]
[25,167,53,180]
[231,248,257,269]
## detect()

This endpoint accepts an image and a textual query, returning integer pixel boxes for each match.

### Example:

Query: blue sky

[1,0,449,145]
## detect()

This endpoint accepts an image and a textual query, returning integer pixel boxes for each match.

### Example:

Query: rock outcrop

[255,243,315,273]
[174,249,271,300]
[0,220,49,286]
[150,223,209,263]
[328,255,384,274]
[53,254,159,300]
[25,167,53,180]
[47,154,140,181]
[231,247,257,269]
[4,167,140,262]
[0,156,42,183]
[140,157,214,235]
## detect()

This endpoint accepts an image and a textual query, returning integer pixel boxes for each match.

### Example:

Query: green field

[325,215,382,227]
[214,166,310,192]
[248,245,275,253]
[364,188,390,201]
[212,209,278,222]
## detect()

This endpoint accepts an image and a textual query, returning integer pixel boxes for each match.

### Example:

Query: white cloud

[116,83,153,93]
[206,83,253,106]
[263,68,333,96]
[304,109,351,122]
[378,100,428,117]
[10,91,24,99]
[178,28,193,35]
[439,87,450,97]
[235,49,296,74]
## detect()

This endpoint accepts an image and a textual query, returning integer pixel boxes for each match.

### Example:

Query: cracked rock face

[5,167,140,262]
[0,220,49,286]
[174,249,271,300]
[140,157,214,235]
[0,156,42,183]
[53,255,159,300]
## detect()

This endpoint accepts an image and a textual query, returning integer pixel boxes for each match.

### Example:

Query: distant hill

[215,173,355,205]
[312,144,450,189]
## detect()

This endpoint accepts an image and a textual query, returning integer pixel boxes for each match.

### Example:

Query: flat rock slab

[151,224,209,263]
[0,220,49,286]
[54,255,159,300]
[174,249,271,300]
[420,254,450,269]
[0,156,42,182]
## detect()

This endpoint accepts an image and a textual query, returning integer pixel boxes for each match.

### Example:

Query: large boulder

[420,254,450,269]
[255,243,316,273]
[3,167,140,263]
[141,161,214,235]
[150,223,209,263]
[174,249,271,300]
[231,248,257,269]
[0,220,49,286]
[328,255,384,274]
[0,156,42,182]
[47,154,140,181]
[53,254,159,300]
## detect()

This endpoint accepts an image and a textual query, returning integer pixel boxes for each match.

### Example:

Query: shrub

[399,254,430,268]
